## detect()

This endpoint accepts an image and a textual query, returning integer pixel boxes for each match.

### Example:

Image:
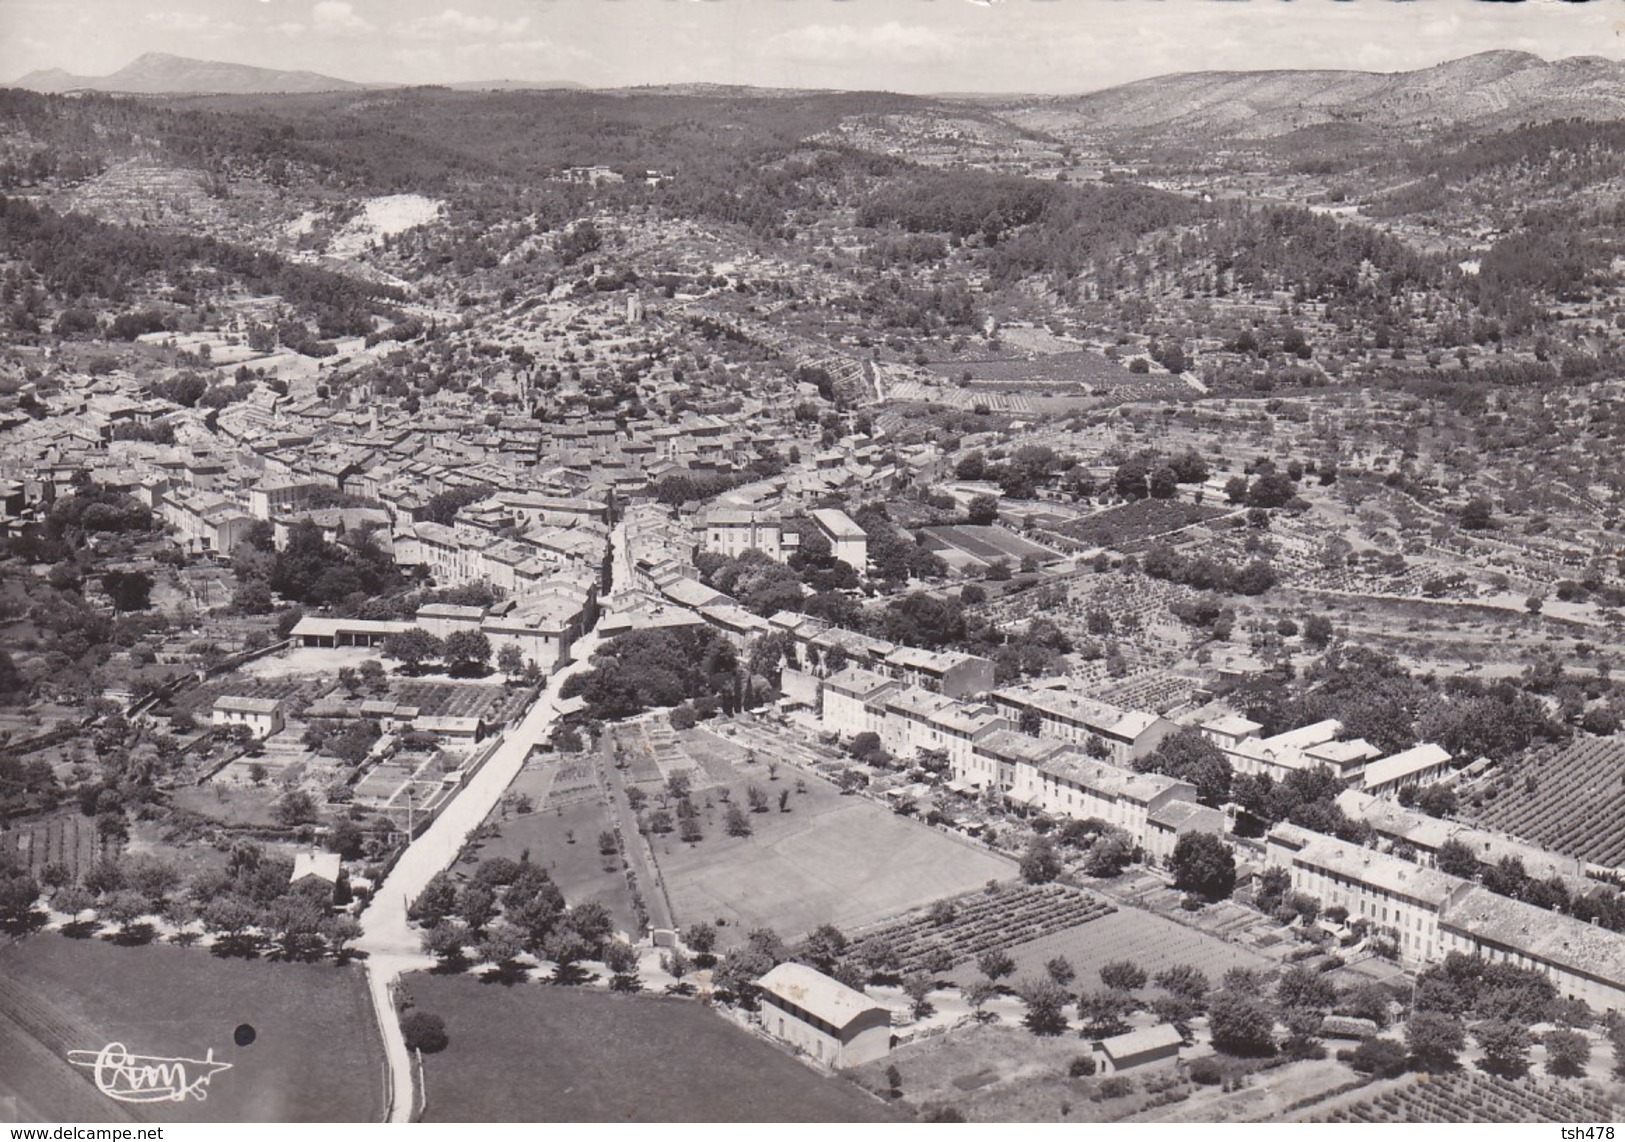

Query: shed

[1092,1023,1183,1073]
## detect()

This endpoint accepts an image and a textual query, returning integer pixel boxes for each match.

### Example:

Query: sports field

[945,907,1271,990]
[410,975,896,1122]
[0,936,385,1123]
[649,763,1012,943]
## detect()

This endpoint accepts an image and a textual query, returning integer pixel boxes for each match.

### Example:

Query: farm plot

[410,976,894,1122]
[1055,501,1229,551]
[1308,1071,1618,1124]
[1464,739,1625,868]
[168,675,323,717]
[925,350,1139,390]
[388,681,529,724]
[947,906,1272,990]
[0,936,383,1123]
[921,525,1062,565]
[841,883,1115,976]
[0,813,112,882]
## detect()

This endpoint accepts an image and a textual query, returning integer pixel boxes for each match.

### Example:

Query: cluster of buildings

[1200,715,1456,795]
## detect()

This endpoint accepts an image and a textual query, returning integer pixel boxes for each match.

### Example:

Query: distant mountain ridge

[13,52,370,95]
[1001,50,1625,140]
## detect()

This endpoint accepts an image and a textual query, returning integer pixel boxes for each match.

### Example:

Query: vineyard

[1309,1072,1618,1124]
[846,883,1116,976]
[1465,739,1625,868]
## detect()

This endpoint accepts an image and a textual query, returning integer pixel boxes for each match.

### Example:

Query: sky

[1,0,1621,94]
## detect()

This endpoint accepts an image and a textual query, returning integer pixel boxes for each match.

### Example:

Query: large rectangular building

[753,962,895,1068]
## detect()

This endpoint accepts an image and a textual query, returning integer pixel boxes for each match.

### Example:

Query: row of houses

[1201,715,1453,796]
[1266,823,1625,1013]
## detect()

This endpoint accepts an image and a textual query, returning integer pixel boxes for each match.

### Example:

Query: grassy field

[648,756,1011,943]
[457,793,638,937]
[848,1020,1128,1122]
[0,935,385,1123]
[946,908,1272,991]
[409,975,895,1122]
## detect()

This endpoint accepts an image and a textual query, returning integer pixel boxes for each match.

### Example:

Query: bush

[400,1011,448,1053]
[1094,1076,1136,1100]
[1068,1055,1097,1078]
[1189,1056,1224,1085]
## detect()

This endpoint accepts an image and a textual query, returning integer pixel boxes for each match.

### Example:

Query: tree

[421,921,467,967]
[1019,836,1063,885]
[401,1011,448,1054]
[1077,988,1133,1038]
[683,921,718,961]
[1141,728,1232,806]
[977,948,1015,984]
[1154,964,1210,1003]
[1276,964,1335,1013]
[1045,956,1076,988]
[321,915,363,962]
[1543,1028,1590,1077]
[964,979,997,1021]
[443,630,492,672]
[1209,991,1277,1056]
[967,495,1001,526]
[1405,1010,1466,1072]
[725,804,752,837]
[1100,961,1148,992]
[1170,832,1237,901]
[1459,496,1495,531]
[1474,1018,1532,1078]
[603,941,642,992]
[902,972,936,1019]
[101,570,153,612]
[276,790,319,827]
[383,629,443,671]
[497,643,525,675]
[1017,977,1071,1035]
[410,872,459,927]
[1349,1037,1410,1078]
[804,924,849,973]
[1435,838,1481,879]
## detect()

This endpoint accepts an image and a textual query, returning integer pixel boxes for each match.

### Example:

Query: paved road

[357,529,623,1121]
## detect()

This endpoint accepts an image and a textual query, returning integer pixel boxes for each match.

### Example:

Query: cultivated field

[0,936,384,1123]
[1307,1071,1619,1124]
[843,883,1115,975]
[408,975,895,1122]
[647,747,1011,942]
[921,525,1062,565]
[1054,500,1230,551]
[387,681,531,723]
[0,813,113,881]
[1465,740,1625,868]
[946,907,1272,990]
